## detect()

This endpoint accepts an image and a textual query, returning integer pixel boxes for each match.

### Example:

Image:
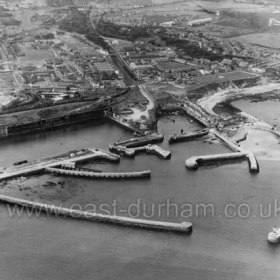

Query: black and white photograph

[0,0,279,279]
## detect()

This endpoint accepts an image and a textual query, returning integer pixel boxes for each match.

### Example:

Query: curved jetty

[109,144,171,160]
[115,134,164,148]
[185,152,259,173]
[45,167,151,179]
[0,149,120,181]
[169,129,209,144]
[0,194,192,233]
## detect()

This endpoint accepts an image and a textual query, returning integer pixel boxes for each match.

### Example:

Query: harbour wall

[0,194,192,233]
[105,115,141,134]
[169,129,209,144]
[115,134,164,148]
[0,149,120,181]
[45,167,151,179]
[185,152,259,173]
[109,144,171,159]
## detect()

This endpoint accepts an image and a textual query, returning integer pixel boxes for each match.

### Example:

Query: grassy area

[235,32,280,49]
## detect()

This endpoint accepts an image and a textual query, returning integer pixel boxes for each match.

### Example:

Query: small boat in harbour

[268,226,280,244]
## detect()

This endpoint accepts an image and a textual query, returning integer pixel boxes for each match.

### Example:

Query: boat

[268,226,280,243]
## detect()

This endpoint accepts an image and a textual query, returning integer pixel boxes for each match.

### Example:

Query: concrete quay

[0,193,192,234]
[210,129,241,152]
[0,149,120,181]
[109,144,171,159]
[45,167,151,179]
[183,126,259,173]
[146,144,171,159]
[114,134,164,148]
[185,152,259,173]
[109,144,139,158]
[169,129,209,144]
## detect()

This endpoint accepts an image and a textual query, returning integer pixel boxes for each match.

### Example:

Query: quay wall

[0,149,121,181]
[46,167,151,179]
[0,194,192,233]
[110,143,171,159]
[186,152,259,173]
[115,134,164,148]
[169,129,209,144]
[105,116,140,134]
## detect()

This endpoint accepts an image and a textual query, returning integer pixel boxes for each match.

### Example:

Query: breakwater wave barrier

[0,194,192,233]
[185,151,259,173]
[169,129,209,144]
[109,144,171,159]
[45,167,151,179]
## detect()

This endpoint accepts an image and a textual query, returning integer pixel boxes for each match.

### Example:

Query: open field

[235,32,280,49]
[189,71,259,91]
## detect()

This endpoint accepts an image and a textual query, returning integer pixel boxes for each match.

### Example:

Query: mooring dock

[109,144,171,159]
[169,129,209,144]
[0,193,192,233]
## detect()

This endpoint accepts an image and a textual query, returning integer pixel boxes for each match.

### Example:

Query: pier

[109,144,171,159]
[0,149,120,181]
[114,134,164,148]
[146,144,171,159]
[185,152,259,173]
[0,193,192,233]
[45,167,151,179]
[185,129,259,173]
[169,129,209,144]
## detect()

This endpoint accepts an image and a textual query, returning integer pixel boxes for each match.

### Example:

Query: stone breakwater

[0,194,192,233]
[0,148,121,181]
[45,167,151,179]
[109,144,171,159]
[185,152,259,173]
[185,129,259,174]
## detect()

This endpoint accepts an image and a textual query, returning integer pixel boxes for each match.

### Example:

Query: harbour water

[232,99,280,128]
[1,115,280,279]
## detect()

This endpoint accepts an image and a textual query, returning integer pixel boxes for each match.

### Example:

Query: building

[188,18,212,27]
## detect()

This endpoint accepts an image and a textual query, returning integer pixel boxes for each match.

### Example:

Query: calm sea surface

[0,114,280,280]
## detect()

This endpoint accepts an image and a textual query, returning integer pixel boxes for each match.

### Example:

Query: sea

[0,109,280,280]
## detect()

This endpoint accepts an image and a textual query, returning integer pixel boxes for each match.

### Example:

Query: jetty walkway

[169,129,209,144]
[186,152,259,173]
[0,149,121,181]
[115,134,164,148]
[109,143,171,159]
[0,193,192,233]
[46,167,151,179]
[185,129,259,173]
